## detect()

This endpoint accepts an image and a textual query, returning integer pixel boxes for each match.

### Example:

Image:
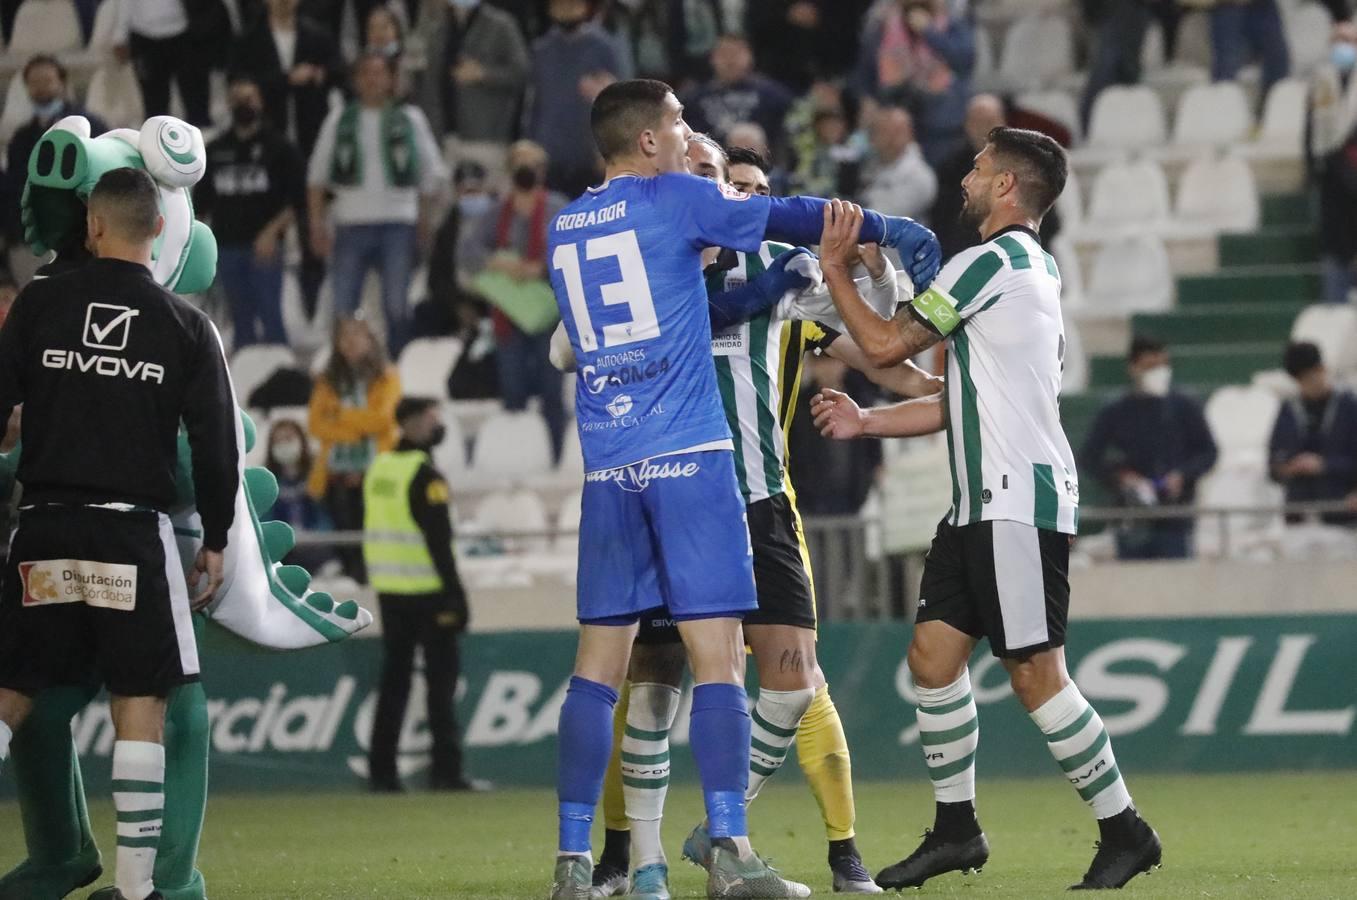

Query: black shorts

[916,517,1070,659]
[0,505,200,697]
[635,491,817,644]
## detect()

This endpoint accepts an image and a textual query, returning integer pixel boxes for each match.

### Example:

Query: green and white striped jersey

[910,226,1080,534]
[707,242,894,502]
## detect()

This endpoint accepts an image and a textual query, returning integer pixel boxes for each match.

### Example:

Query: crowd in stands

[4,0,1357,577]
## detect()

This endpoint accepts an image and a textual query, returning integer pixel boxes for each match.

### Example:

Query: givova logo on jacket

[42,302,164,383]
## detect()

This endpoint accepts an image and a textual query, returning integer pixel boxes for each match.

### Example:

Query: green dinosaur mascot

[0,115,374,900]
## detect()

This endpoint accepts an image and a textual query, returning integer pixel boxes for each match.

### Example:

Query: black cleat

[589,860,628,897]
[875,830,989,890]
[1069,810,1162,890]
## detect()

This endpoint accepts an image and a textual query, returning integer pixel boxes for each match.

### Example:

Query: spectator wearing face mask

[527,0,624,197]
[196,73,307,349]
[467,141,568,462]
[1269,341,1357,524]
[1080,336,1219,560]
[416,0,530,181]
[1307,21,1357,303]
[4,55,108,286]
[263,418,335,570]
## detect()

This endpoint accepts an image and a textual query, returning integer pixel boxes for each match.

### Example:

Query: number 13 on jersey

[552,229,660,352]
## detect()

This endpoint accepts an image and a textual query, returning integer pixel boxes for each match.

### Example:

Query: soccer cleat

[830,851,883,893]
[681,822,714,871]
[707,845,811,898]
[87,891,163,900]
[1069,812,1162,890]
[875,829,989,890]
[0,841,102,900]
[551,855,594,900]
[627,862,671,900]
[590,860,628,898]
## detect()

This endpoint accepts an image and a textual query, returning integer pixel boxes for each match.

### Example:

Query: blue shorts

[576,449,756,625]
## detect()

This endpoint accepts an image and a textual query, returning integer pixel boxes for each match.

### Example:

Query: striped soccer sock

[916,671,979,806]
[747,688,815,803]
[621,683,681,869]
[113,740,165,900]
[1030,683,1133,820]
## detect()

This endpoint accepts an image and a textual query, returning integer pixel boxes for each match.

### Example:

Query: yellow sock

[602,681,630,832]
[796,685,856,841]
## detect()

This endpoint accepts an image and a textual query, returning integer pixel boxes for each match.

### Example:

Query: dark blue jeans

[1211,0,1289,98]
[330,223,416,356]
[216,245,286,347]
[495,325,565,463]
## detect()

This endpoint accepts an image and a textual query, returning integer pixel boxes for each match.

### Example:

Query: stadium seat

[8,0,82,55]
[470,410,554,484]
[1195,461,1285,560]
[1286,2,1333,74]
[1055,165,1083,230]
[555,489,582,554]
[1244,78,1308,159]
[0,75,35,145]
[1050,234,1084,306]
[1016,89,1081,142]
[997,16,1074,91]
[1175,154,1260,232]
[85,62,145,130]
[557,426,583,476]
[1084,158,1172,234]
[972,24,997,87]
[1168,82,1253,150]
[1292,304,1357,375]
[396,337,462,399]
[1205,385,1281,460]
[1087,234,1174,313]
[88,0,121,50]
[1061,306,1088,393]
[1083,86,1167,153]
[474,488,551,553]
[432,410,470,483]
[230,344,298,406]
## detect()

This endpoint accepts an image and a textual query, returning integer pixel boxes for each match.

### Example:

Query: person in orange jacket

[308,316,401,582]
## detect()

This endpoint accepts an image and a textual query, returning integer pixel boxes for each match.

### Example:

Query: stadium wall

[2,614,1352,795]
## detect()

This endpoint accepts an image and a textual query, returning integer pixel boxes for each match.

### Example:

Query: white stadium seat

[1061,306,1088,393]
[1205,386,1282,460]
[1016,89,1081,142]
[972,24,997,86]
[396,337,462,399]
[0,75,35,145]
[1050,234,1084,306]
[1085,159,1172,233]
[88,0,122,51]
[1291,304,1357,375]
[1286,2,1333,74]
[1245,78,1308,159]
[1087,234,1174,313]
[555,489,583,554]
[1085,86,1167,152]
[470,410,554,483]
[8,0,82,55]
[474,488,551,552]
[85,63,146,130]
[1170,82,1253,149]
[997,16,1074,90]
[1055,164,1083,230]
[1175,154,1260,232]
[432,409,469,480]
[1195,461,1285,560]
[230,344,298,406]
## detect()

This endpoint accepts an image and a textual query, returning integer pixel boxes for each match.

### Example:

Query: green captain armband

[912,285,962,336]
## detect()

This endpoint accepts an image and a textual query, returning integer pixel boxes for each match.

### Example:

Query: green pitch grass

[3,772,1355,898]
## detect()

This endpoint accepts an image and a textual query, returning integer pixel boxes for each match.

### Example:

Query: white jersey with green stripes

[710,241,796,503]
[910,226,1080,534]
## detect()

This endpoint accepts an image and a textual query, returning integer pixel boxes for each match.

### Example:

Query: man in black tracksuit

[363,396,477,793]
[0,168,237,900]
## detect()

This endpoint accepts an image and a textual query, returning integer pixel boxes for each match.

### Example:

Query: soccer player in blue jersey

[547,79,941,900]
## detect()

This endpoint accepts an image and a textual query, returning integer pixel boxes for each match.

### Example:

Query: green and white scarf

[329,102,419,188]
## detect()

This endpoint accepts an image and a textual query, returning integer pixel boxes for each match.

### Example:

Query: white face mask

[448,0,479,8]
[1138,364,1172,397]
[272,440,304,466]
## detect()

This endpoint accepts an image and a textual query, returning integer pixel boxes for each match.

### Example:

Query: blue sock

[690,682,751,839]
[557,676,619,854]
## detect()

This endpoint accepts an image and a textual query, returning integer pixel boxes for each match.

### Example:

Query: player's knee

[1006,654,1069,711]
[907,638,964,689]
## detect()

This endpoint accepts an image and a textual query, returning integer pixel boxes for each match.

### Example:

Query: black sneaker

[1069,810,1162,890]
[875,830,989,890]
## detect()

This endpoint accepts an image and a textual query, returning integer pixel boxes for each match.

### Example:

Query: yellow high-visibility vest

[362,450,443,595]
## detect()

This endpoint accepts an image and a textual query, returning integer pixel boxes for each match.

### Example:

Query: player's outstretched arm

[827,336,943,399]
[812,388,945,440]
[708,247,815,331]
[819,200,942,368]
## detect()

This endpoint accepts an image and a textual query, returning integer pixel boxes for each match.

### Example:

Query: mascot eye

[140,115,206,188]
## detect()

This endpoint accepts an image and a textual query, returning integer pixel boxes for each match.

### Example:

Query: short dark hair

[22,54,65,84]
[1283,340,1323,377]
[987,126,1067,218]
[396,396,439,426]
[591,79,674,162]
[88,168,160,241]
[1128,334,1166,363]
[725,146,768,173]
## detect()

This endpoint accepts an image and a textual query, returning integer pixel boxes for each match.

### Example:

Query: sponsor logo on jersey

[83,302,139,350]
[717,182,750,201]
[585,457,701,493]
[20,559,137,610]
[981,488,993,504]
[583,356,673,394]
[606,395,634,418]
[580,401,667,432]
[711,325,748,356]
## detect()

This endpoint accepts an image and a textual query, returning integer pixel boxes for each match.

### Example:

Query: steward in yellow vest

[362,397,479,792]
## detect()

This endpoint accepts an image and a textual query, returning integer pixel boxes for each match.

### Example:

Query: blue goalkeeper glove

[881,216,943,293]
[707,247,816,331]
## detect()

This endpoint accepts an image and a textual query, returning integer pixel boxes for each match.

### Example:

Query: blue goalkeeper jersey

[549,172,773,472]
